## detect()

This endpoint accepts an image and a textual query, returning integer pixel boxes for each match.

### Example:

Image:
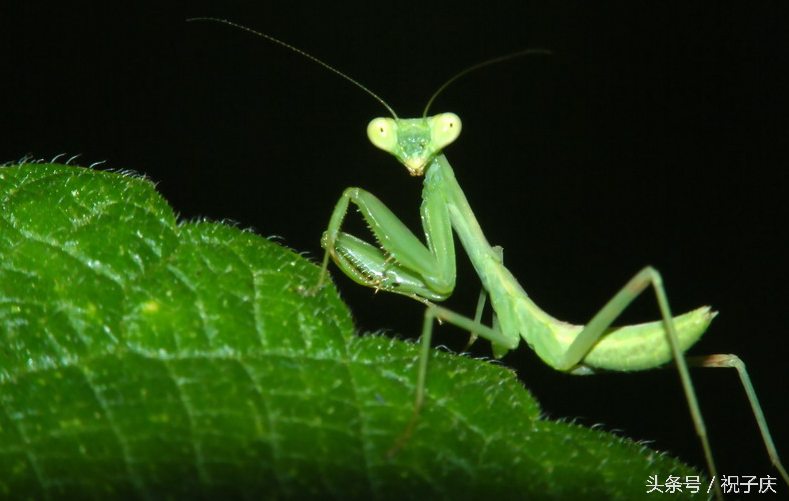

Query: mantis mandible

[188,17,788,500]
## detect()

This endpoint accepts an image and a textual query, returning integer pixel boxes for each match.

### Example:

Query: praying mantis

[188,18,787,500]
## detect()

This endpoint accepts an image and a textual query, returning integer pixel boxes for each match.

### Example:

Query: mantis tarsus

[189,17,787,500]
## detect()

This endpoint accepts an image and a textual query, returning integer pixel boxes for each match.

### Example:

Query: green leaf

[0,163,701,500]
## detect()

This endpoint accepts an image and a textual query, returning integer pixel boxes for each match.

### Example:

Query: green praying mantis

[188,17,787,500]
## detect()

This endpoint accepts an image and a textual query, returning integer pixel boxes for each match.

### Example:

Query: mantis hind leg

[556,267,722,498]
[687,354,789,487]
[559,266,786,499]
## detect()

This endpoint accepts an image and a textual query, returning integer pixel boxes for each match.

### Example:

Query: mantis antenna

[187,17,550,122]
[422,48,552,117]
[185,17,399,119]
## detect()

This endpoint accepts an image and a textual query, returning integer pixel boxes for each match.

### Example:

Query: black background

[2,1,788,492]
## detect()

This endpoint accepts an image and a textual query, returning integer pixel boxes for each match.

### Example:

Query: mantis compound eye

[430,113,462,151]
[367,117,398,153]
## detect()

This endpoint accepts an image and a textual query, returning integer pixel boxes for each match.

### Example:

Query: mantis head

[367,113,462,176]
